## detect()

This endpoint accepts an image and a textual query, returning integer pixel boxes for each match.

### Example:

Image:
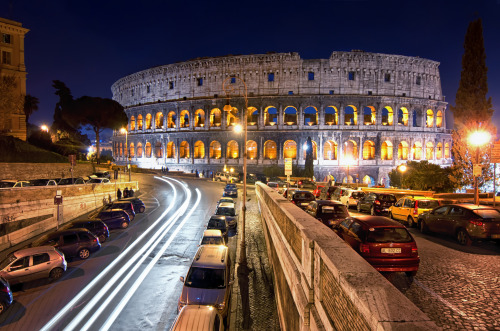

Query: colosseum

[111,50,452,186]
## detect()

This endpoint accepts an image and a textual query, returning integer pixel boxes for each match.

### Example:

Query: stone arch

[303,140,318,160]
[227,140,239,159]
[247,140,257,159]
[130,116,136,131]
[155,112,164,129]
[304,106,318,126]
[194,140,205,158]
[180,110,190,128]
[413,142,423,160]
[381,141,393,160]
[247,107,258,125]
[398,141,409,160]
[119,142,123,157]
[210,108,222,127]
[363,106,376,125]
[180,141,190,158]
[209,141,221,159]
[145,113,152,130]
[136,142,143,157]
[283,140,297,159]
[284,106,297,125]
[412,109,421,127]
[264,106,278,126]
[166,141,175,158]
[362,140,375,160]
[129,142,135,157]
[426,142,434,160]
[398,107,409,126]
[324,106,338,125]
[363,175,376,186]
[436,142,443,159]
[227,107,239,126]
[194,109,205,127]
[344,105,357,125]
[426,109,434,127]
[137,114,143,130]
[264,140,277,159]
[381,106,393,125]
[444,143,450,158]
[343,140,358,160]
[323,140,337,160]
[167,111,176,128]
[155,141,163,158]
[436,110,443,128]
[145,142,152,157]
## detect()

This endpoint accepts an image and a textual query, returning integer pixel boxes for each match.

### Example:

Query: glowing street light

[398,164,407,189]
[40,124,49,133]
[468,130,491,205]
[234,124,243,134]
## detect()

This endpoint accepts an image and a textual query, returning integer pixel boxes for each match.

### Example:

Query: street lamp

[222,76,248,267]
[40,124,49,133]
[398,164,407,189]
[120,127,131,182]
[468,130,491,205]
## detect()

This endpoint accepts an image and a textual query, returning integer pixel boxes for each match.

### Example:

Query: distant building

[0,17,29,141]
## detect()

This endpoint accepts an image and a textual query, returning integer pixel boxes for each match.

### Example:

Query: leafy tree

[450,18,495,188]
[23,94,39,124]
[304,137,314,178]
[0,75,24,135]
[388,161,454,193]
[52,80,79,139]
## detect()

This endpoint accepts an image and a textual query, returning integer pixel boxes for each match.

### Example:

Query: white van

[200,229,226,246]
[170,305,223,331]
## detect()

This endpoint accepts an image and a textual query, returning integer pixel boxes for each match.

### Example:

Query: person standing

[129,188,134,197]
[117,188,122,199]
[123,187,129,198]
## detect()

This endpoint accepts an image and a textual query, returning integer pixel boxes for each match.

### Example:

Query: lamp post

[344,156,355,186]
[40,124,49,133]
[398,164,407,189]
[468,130,491,205]
[222,77,248,266]
[120,127,131,182]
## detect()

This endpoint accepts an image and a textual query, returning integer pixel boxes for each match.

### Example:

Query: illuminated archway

[426,109,434,127]
[412,142,423,160]
[136,143,143,157]
[227,140,239,159]
[363,106,376,125]
[166,142,175,158]
[180,141,190,158]
[325,106,338,125]
[398,107,409,126]
[382,106,393,125]
[426,142,434,160]
[180,110,190,128]
[210,108,221,127]
[398,141,409,160]
[363,175,375,186]
[247,140,257,159]
[343,140,358,159]
[137,115,143,130]
[248,107,258,125]
[381,141,393,160]
[362,140,375,160]
[145,114,152,130]
[264,106,278,126]
[194,140,205,158]
[304,106,318,126]
[226,107,239,126]
[283,140,297,159]
[167,111,176,128]
[194,109,205,127]
[444,143,450,158]
[209,141,221,159]
[323,140,337,160]
[155,112,164,129]
[129,142,135,157]
[436,110,443,128]
[303,140,317,160]
[145,142,152,157]
[263,140,277,159]
[284,106,297,125]
[130,116,136,131]
[344,105,357,125]
[436,143,443,159]
[155,141,163,158]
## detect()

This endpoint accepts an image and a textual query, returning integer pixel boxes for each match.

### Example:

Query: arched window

[323,140,337,160]
[167,111,176,128]
[194,141,205,158]
[247,140,257,159]
[180,110,190,128]
[381,106,393,125]
[210,108,222,127]
[303,140,317,160]
[247,107,258,125]
[343,140,358,159]
[398,107,409,126]
[344,105,357,125]
[444,143,450,158]
[436,110,443,128]
[145,142,152,157]
[426,142,434,160]
[325,106,338,125]
[137,115,143,130]
[363,175,375,187]
[413,142,423,160]
[363,106,376,125]
[381,141,393,160]
[130,116,136,131]
[166,142,175,158]
[284,106,297,125]
[362,140,375,160]
[210,141,221,159]
[264,106,278,126]
[155,141,163,158]
[145,114,152,130]
[136,143,143,157]
[398,141,409,160]
[119,142,123,157]
[426,109,434,127]
[129,142,135,157]
[304,106,317,126]
[436,143,443,159]
[180,141,190,158]
[226,107,238,126]
[283,140,297,159]
[263,140,277,159]
[155,112,164,129]
[227,140,239,159]
[194,109,205,127]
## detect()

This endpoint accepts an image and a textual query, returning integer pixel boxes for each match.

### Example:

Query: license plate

[492,234,500,239]
[301,202,309,206]
[381,248,401,254]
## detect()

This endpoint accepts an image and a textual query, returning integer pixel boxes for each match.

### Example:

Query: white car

[339,189,366,208]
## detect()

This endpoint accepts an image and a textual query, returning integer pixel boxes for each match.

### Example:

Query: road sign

[491,143,500,163]
[54,195,63,205]
[68,154,76,166]
[285,158,292,176]
[473,164,482,177]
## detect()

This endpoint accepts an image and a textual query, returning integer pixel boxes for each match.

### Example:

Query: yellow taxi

[389,195,441,228]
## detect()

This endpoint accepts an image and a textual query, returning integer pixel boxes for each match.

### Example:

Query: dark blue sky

[2,0,500,139]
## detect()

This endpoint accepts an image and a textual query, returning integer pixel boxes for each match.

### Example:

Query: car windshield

[474,209,500,219]
[417,200,440,209]
[208,219,226,229]
[201,237,224,245]
[294,192,314,200]
[0,254,16,270]
[366,228,413,243]
[216,208,235,216]
[379,194,397,202]
[219,199,232,203]
[321,205,349,216]
[185,267,225,288]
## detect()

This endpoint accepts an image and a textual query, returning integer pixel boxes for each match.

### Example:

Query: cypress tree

[304,137,314,178]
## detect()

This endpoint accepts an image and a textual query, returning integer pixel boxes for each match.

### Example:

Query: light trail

[40,176,184,331]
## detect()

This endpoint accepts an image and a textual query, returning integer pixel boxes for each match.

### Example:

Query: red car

[312,185,325,198]
[334,216,419,277]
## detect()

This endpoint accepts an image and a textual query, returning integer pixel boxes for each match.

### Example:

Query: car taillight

[359,243,370,254]
[291,200,296,204]
[374,200,380,205]
[413,201,419,215]
[411,245,418,256]
[470,219,483,226]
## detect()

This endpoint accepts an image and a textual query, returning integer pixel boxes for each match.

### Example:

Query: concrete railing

[0,181,138,252]
[255,183,438,330]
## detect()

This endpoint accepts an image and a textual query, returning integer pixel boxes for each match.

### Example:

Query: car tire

[98,234,107,243]
[121,221,129,229]
[357,203,361,212]
[0,301,7,314]
[419,220,429,234]
[139,206,145,213]
[407,216,415,228]
[456,229,472,246]
[78,248,91,260]
[50,267,64,280]
[370,206,376,216]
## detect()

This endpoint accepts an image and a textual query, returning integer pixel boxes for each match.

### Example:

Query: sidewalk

[230,187,280,330]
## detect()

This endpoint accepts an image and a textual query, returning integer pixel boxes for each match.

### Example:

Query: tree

[0,75,24,135]
[388,161,454,193]
[304,137,314,178]
[52,80,79,139]
[450,18,495,188]
[23,94,39,124]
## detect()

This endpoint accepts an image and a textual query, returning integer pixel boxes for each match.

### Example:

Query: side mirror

[179,276,185,283]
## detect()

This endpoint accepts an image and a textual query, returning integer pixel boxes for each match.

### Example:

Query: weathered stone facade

[111,51,452,185]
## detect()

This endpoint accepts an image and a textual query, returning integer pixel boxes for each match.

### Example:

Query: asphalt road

[0,174,237,331]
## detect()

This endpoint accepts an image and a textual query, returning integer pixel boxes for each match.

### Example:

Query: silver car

[0,246,67,285]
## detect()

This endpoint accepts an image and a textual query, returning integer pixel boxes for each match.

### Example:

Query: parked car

[216,197,234,207]
[199,229,226,246]
[103,201,136,220]
[334,216,419,277]
[214,172,238,183]
[207,215,229,241]
[306,200,349,228]
[32,228,101,260]
[0,246,67,285]
[339,189,366,209]
[267,182,280,191]
[214,203,237,227]
[29,179,58,186]
[0,180,32,188]
[297,179,316,189]
[93,171,111,179]
[318,186,339,200]
[331,186,349,201]
[283,187,300,199]
[86,177,110,184]
[0,276,12,314]
[223,185,238,198]
[118,197,146,213]
[57,177,85,185]
[61,219,109,243]
[178,245,233,316]
[289,190,316,210]
[171,305,224,331]
[95,209,131,229]
[418,204,500,245]
[357,192,397,215]
[389,196,441,228]
[312,185,325,198]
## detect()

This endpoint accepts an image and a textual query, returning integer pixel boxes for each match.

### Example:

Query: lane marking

[414,279,470,318]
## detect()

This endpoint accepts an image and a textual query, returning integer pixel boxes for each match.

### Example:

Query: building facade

[111,51,452,185]
[0,17,29,141]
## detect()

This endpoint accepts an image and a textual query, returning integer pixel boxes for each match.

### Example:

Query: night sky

[2,0,500,140]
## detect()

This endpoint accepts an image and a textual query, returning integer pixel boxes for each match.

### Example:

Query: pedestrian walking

[108,193,112,203]
[123,187,129,198]
[117,188,122,199]
[129,188,134,197]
